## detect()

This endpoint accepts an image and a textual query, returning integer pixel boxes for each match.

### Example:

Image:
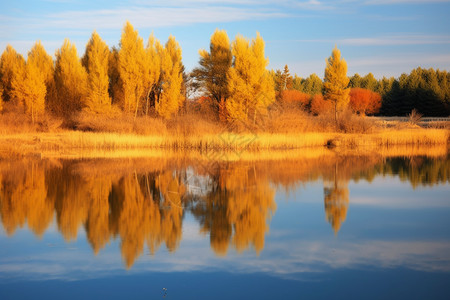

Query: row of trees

[192,31,352,122]
[1,22,448,125]
[0,24,277,124]
[273,65,450,117]
[0,22,185,122]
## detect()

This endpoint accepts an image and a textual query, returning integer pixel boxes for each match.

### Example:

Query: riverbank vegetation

[0,22,449,154]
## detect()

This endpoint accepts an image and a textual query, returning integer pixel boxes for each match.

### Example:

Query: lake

[1,149,449,299]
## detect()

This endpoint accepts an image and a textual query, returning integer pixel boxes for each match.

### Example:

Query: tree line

[0,21,185,123]
[272,65,450,117]
[0,22,448,127]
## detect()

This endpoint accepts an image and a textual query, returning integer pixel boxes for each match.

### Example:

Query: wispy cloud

[0,5,287,42]
[365,0,450,5]
[292,0,336,10]
[42,0,74,3]
[131,0,335,9]
[290,34,450,46]
[341,35,450,46]
[1,238,449,282]
[40,6,286,30]
[349,54,450,67]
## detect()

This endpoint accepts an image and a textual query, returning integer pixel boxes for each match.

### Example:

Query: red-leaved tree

[349,88,381,115]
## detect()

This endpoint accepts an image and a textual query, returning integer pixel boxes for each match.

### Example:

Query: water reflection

[0,152,449,268]
[190,163,276,256]
[324,162,349,234]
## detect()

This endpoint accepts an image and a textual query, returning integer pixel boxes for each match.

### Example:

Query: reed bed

[0,128,447,160]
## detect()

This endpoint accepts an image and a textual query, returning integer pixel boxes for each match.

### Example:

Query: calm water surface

[0,152,449,299]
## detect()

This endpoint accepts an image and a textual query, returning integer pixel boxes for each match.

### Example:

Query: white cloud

[39,6,286,30]
[289,34,450,46]
[349,54,450,67]
[131,0,334,9]
[366,0,450,4]
[1,238,449,282]
[292,0,336,10]
[340,35,450,46]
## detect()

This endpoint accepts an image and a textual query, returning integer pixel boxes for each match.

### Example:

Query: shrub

[310,94,332,115]
[349,88,381,115]
[281,90,310,109]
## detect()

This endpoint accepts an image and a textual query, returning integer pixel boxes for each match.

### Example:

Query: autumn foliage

[0,23,448,134]
[310,94,332,115]
[281,90,310,107]
[324,46,350,121]
[349,88,382,115]
[54,39,88,117]
[82,32,111,114]
[226,33,275,122]
[192,29,232,106]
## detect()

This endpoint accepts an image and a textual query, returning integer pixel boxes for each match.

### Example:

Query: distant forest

[272,66,450,117]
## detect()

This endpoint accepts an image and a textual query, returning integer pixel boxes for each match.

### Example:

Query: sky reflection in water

[0,153,449,299]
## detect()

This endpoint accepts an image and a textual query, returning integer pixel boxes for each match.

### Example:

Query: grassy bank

[0,128,448,158]
[0,108,448,158]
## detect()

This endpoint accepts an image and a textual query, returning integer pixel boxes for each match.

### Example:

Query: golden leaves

[226,33,275,122]
[54,39,88,116]
[156,36,184,119]
[324,46,350,112]
[83,32,111,114]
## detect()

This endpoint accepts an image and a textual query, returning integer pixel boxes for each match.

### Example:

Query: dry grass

[0,127,447,159]
[265,108,316,133]
[314,109,377,133]
[0,111,63,134]
[0,107,448,158]
[75,110,167,135]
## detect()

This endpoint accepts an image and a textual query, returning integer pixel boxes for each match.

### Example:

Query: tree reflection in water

[0,153,448,268]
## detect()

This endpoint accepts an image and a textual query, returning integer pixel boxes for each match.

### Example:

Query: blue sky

[1,0,449,78]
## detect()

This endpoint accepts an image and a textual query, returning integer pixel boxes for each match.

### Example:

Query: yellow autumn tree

[26,41,54,105]
[23,57,46,123]
[118,21,146,117]
[108,47,124,107]
[54,39,88,117]
[324,46,350,125]
[156,35,184,119]
[143,33,161,115]
[0,45,26,109]
[226,33,275,123]
[82,31,111,113]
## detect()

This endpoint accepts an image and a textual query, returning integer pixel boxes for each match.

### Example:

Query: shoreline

[0,128,448,160]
